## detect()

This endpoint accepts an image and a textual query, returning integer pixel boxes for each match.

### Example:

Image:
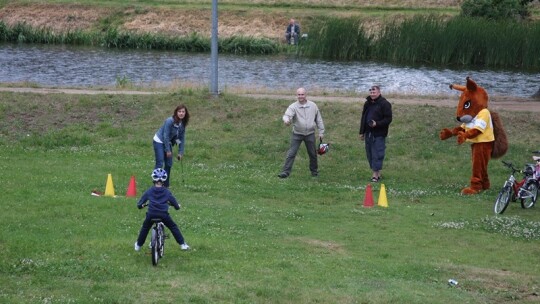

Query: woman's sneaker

[181,243,190,250]
[134,242,141,251]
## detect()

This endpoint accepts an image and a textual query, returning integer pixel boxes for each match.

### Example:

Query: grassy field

[0,89,539,303]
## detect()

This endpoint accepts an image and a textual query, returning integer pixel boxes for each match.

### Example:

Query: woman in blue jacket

[153,104,190,188]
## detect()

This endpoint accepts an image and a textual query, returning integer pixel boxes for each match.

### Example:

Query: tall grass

[300,17,372,60]
[301,15,540,70]
[1,90,540,303]
[376,15,540,68]
[0,21,282,55]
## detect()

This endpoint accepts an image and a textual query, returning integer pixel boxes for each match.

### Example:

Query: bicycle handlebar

[502,160,511,166]
[501,160,520,173]
[139,202,174,209]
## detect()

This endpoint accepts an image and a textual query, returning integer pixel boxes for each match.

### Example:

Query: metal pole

[210,0,218,96]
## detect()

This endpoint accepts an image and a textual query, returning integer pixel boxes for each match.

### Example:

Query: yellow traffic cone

[104,173,116,197]
[378,183,388,207]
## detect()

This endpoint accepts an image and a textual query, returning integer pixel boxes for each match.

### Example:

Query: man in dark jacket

[359,85,393,182]
[285,19,300,45]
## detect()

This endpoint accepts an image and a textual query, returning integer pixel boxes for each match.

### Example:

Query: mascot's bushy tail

[491,111,508,159]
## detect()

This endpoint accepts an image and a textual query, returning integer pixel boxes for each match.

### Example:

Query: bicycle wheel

[494,185,512,214]
[520,180,539,209]
[158,224,165,258]
[151,228,159,266]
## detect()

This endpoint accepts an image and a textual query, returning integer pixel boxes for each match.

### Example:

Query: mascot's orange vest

[439,77,508,195]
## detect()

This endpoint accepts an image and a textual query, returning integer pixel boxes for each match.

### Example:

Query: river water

[1,43,538,97]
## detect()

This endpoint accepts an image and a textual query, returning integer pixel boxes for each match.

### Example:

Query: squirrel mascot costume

[439,77,508,195]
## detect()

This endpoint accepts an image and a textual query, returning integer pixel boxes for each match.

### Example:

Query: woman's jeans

[153,140,173,187]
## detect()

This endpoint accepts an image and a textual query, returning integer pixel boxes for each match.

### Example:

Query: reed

[0,21,282,55]
[220,36,281,55]
[299,15,540,69]
[300,17,372,60]
[374,16,540,69]
[522,22,540,68]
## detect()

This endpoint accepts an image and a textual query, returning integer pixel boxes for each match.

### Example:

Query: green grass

[1,90,540,303]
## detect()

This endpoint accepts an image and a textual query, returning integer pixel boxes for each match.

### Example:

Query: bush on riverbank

[301,15,540,69]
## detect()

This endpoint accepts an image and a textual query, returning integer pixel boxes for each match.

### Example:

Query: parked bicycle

[493,152,540,214]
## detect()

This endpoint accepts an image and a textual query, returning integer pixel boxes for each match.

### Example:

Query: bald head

[296,87,307,103]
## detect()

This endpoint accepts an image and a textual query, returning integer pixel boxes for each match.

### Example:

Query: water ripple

[1,43,538,97]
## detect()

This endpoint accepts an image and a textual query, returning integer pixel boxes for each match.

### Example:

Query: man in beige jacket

[279,87,325,178]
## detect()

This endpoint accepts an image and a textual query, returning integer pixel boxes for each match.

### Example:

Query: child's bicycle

[149,219,167,266]
[141,204,168,266]
[493,152,540,214]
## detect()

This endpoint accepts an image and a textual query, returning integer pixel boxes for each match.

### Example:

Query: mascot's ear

[465,77,489,108]
[450,84,466,92]
[466,77,478,92]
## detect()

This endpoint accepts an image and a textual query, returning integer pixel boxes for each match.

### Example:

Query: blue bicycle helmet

[151,168,168,182]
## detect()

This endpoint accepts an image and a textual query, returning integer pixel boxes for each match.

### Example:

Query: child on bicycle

[134,168,190,251]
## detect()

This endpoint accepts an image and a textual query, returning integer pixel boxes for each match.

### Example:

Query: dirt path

[244,93,540,113]
[0,87,160,95]
[1,87,539,112]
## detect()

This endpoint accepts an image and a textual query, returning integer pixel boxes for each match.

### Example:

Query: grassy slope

[0,90,539,303]
[0,0,462,39]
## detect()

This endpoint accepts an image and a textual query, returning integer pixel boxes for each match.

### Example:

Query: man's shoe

[181,243,190,250]
[278,172,288,178]
[134,242,141,251]
[311,172,319,177]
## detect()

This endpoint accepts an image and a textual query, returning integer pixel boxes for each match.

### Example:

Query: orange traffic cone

[363,184,374,208]
[104,173,115,197]
[126,175,137,197]
[378,184,388,208]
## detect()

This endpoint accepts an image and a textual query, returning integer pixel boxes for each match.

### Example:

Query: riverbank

[0,1,463,41]
[1,1,538,41]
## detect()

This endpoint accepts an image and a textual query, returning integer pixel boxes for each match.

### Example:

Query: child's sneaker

[134,242,141,251]
[181,243,190,250]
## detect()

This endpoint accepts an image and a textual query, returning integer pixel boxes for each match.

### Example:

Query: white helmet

[318,143,330,155]
[151,168,168,182]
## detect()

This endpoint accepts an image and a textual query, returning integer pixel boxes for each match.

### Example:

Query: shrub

[461,0,534,20]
